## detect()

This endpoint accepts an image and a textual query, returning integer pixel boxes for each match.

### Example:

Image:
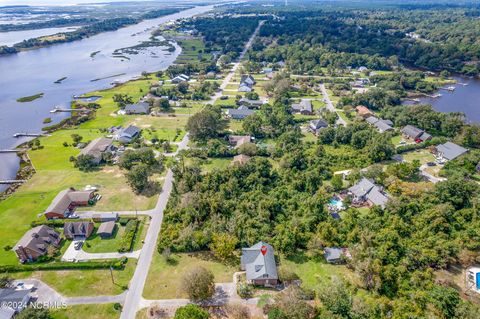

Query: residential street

[319,83,347,126]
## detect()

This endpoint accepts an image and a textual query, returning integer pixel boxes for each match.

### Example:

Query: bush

[118,220,138,252]
[237,282,254,299]
[113,303,122,311]
[0,258,127,273]
[181,266,215,301]
[119,217,134,226]
[174,304,209,319]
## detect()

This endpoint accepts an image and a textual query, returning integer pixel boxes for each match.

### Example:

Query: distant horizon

[0,0,197,6]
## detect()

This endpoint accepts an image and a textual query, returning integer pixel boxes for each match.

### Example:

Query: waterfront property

[116,125,141,143]
[124,101,151,115]
[79,137,116,165]
[13,225,61,263]
[44,188,96,219]
[347,177,389,208]
[434,142,469,161]
[64,221,95,240]
[241,241,278,286]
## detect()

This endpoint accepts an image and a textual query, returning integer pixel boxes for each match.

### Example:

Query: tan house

[355,105,374,118]
[13,225,61,263]
[44,188,95,219]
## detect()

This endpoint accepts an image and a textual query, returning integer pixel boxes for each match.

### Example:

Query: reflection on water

[0,5,213,188]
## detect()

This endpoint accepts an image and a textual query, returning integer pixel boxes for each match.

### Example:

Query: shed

[97,221,116,239]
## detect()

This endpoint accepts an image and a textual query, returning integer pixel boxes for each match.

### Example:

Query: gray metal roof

[401,125,423,139]
[292,99,312,113]
[0,288,30,303]
[125,102,150,114]
[374,120,393,133]
[324,247,342,262]
[436,142,469,161]
[349,178,389,208]
[241,241,278,281]
[309,119,328,130]
[226,107,254,119]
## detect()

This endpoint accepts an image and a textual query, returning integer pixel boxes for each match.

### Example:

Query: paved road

[208,20,265,105]
[120,133,189,319]
[318,83,347,126]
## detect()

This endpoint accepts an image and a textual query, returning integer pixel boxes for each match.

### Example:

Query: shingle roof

[365,116,379,125]
[125,102,150,114]
[401,125,423,139]
[13,225,60,254]
[241,241,278,281]
[374,120,393,133]
[44,189,93,216]
[226,107,254,119]
[349,178,389,207]
[309,119,328,130]
[79,138,113,161]
[436,142,469,161]
[121,125,140,138]
[0,288,30,303]
[64,222,93,238]
[292,99,312,113]
[97,221,116,235]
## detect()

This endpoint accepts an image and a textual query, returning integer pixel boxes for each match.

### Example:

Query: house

[232,154,251,165]
[324,247,350,264]
[241,242,278,286]
[124,101,151,115]
[117,125,141,143]
[435,142,468,161]
[0,288,31,317]
[97,221,116,239]
[92,212,118,222]
[401,125,432,143]
[238,74,256,92]
[261,67,273,74]
[13,225,61,263]
[355,105,374,118]
[358,66,368,72]
[348,177,389,208]
[476,162,480,172]
[225,106,255,120]
[309,119,328,134]
[44,188,95,219]
[79,138,116,165]
[351,78,370,88]
[228,135,252,148]
[291,99,313,115]
[171,74,190,84]
[365,116,393,133]
[64,221,94,240]
[237,97,264,108]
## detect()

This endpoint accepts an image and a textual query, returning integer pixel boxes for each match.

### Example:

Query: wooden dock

[13,133,49,138]
[50,107,91,114]
[0,180,26,184]
[0,149,27,153]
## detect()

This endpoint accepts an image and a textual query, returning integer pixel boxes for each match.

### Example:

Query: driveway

[420,164,447,183]
[61,238,86,262]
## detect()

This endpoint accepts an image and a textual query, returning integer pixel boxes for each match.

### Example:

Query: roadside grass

[11,259,136,297]
[143,252,237,299]
[279,253,356,290]
[51,303,120,319]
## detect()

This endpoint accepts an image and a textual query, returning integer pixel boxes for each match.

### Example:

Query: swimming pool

[329,198,345,210]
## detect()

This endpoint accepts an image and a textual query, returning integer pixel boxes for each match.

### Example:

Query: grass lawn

[11,259,136,297]
[83,223,125,253]
[227,119,244,133]
[51,304,121,319]
[391,135,403,146]
[214,97,237,107]
[402,149,436,164]
[143,252,237,299]
[312,100,325,110]
[279,253,356,290]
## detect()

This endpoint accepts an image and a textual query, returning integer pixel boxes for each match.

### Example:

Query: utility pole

[109,266,115,285]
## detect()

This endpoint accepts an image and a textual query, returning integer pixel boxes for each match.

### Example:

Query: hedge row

[118,220,139,253]
[31,219,91,228]
[0,257,127,273]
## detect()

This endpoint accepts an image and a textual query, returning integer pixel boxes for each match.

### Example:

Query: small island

[16,93,44,103]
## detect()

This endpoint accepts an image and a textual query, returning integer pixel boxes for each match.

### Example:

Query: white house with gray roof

[348,177,389,208]
[241,241,278,286]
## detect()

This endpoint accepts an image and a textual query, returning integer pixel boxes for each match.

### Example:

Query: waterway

[0,5,213,192]
[404,76,480,123]
[0,26,81,47]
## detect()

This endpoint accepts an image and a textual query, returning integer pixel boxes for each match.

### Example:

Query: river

[404,76,480,123]
[0,5,213,192]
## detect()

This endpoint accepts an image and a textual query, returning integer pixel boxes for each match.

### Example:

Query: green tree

[174,304,209,319]
[75,154,96,171]
[16,307,52,319]
[186,108,227,142]
[126,164,150,193]
[181,266,215,301]
[210,233,238,261]
[331,174,343,191]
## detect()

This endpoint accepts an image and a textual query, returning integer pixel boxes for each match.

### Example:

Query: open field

[143,252,237,299]
[51,303,121,319]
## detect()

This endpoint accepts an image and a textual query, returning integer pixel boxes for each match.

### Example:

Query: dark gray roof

[97,221,116,235]
[240,75,255,86]
[79,138,113,162]
[125,102,150,114]
[121,125,141,138]
[0,288,30,303]
[241,241,278,281]
[309,119,328,130]
[436,142,469,161]
[64,221,93,238]
[419,132,432,141]
[401,125,423,139]
[226,106,254,119]
[292,99,312,113]
[374,120,393,133]
[13,225,60,254]
[365,116,379,125]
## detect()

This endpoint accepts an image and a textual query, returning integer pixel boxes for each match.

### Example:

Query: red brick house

[44,188,95,219]
[13,225,61,263]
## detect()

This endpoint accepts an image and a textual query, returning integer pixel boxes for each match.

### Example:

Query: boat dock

[0,149,27,153]
[0,180,26,185]
[13,133,50,138]
[440,86,456,92]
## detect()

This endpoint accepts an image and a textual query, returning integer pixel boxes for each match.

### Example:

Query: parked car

[426,162,437,166]
[67,214,80,219]
[74,242,83,250]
